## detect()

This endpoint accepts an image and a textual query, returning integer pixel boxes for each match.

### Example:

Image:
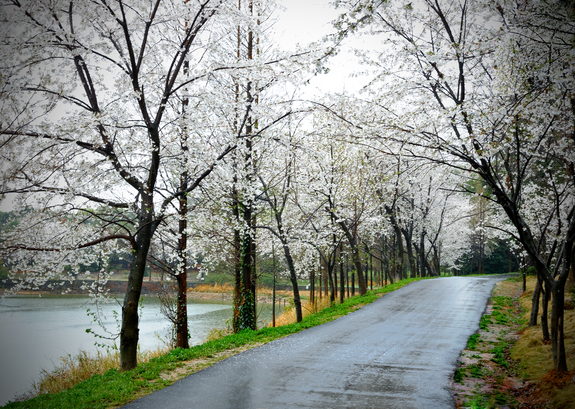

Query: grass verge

[3,277,427,409]
[452,276,575,408]
[452,278,526,408]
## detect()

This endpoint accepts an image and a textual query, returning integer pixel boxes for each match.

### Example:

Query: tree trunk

[339,256,345,304]
[175,175,189,349]
[175,270,189,348]
[380,255,384,286]
[327,258,335,303]
[419,232,426,278]
[370,253,373,290]
[522,268,527,293]
[233,225,241,332]
[120,197,154,371]
[385,205,405,281]
[433,245,440,276]
[347,263,350,298]
[239,228,256,330]
[272,247,277,327]
[309,269,314,306]
[402,227,416,278]
[235,0,258,332]
[529,274,542,326]
[232,183,242,332]
[237,194,256,331]
[541,282,550,341]
[334,264,338,299]
[337,219,367,295]
[551,281,567,372]
[319,270,322,300]
[282,239,302,322]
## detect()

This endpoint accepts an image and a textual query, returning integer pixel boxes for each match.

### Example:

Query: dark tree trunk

[235,1,258,332]
[541,282,550,341]
[569,244,575,288]
[346,265,350,298]
[385,205,405,281]
[380,255,384,286]
[237,193,257,331]
[339,256,345,304]
[402,227,416,278]
[337,220,367,295]
[419,232,426,278]
[327,258,336,303]
[324,267,329,298]
[120,196,154,371]
[175,270,189,348]
[272,248,277,327]
[334,265,338,299]
[326,205,368,296]
[233,228,241,332]
[175,175,189,349]
[530,275,542,326]
[282,240,302,322]
[232,181,242,332]
[433,245,440,276]
[369,254,373,290]
[250,218,257,321]
[309,269,314,306]
[551,281,567,372]
[522,268,527,293]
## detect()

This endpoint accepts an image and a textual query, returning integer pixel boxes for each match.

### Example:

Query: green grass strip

[2,277,428,409]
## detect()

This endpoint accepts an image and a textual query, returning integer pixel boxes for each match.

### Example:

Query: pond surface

[0,294,280,406]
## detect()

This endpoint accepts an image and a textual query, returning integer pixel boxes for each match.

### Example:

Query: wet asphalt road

[123,275,511,409]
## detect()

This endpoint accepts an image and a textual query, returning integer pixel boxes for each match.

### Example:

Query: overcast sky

[273,0,371,95]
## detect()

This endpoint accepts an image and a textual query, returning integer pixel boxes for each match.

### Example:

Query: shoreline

[1,288,296,305]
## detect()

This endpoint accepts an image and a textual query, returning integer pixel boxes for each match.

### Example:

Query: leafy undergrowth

[452,277,575,408]
[2,277,427,409]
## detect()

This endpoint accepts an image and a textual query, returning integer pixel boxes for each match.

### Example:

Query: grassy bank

[452,276,575,408]
[3,277,427,409]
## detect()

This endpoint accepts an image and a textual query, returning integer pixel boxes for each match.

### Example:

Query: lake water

[0,294,281,406]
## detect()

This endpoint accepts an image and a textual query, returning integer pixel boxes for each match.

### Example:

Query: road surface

[123,275,511,408]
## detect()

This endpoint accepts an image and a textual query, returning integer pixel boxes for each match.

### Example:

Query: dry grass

[493,278,524,298]
[188,283,234,293]
[255,287,298,297]
[271,296,332,327]
[31,347,168,397]
[188,283,298,298]
[510,276,575,408]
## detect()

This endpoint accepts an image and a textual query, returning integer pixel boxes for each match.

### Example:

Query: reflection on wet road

[123,276,511,409]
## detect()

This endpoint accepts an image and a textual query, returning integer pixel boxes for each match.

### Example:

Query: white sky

[273,0,372,95]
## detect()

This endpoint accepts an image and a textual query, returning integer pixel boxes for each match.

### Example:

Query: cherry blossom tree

[335,0,574,371]
[0,0,257,371]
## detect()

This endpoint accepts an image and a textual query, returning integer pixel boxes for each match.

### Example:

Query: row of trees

[332,0,575,372]
[1,0,573,373]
